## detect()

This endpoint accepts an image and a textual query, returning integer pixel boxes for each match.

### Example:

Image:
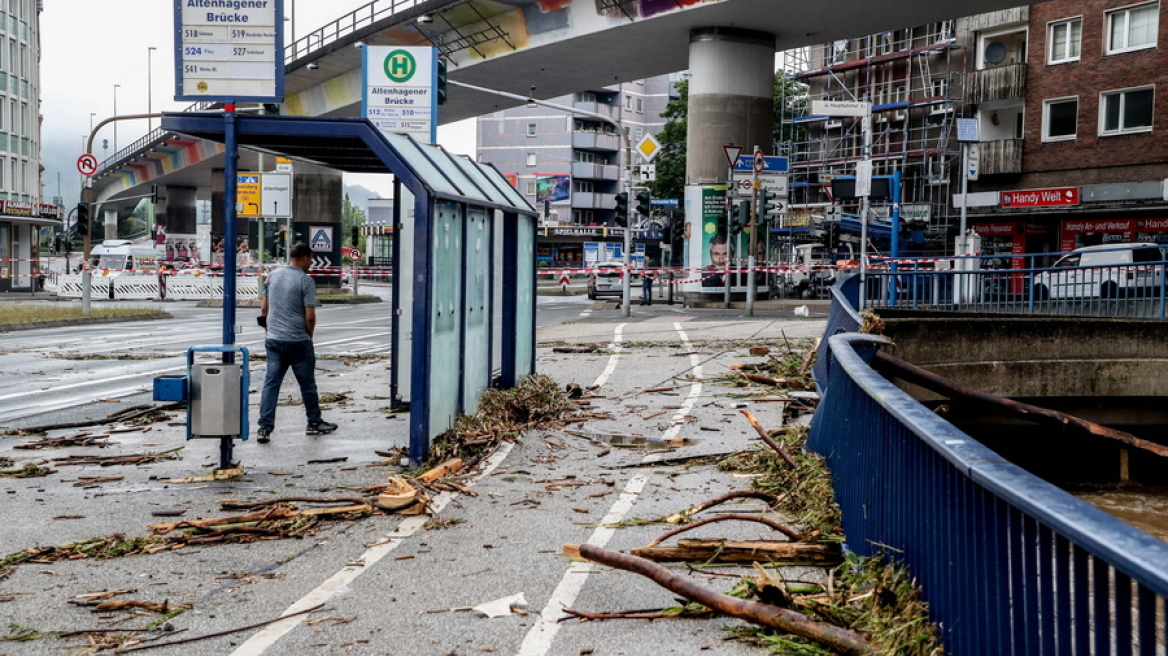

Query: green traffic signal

[614,191,629,227]
[437,57,448,106]
[635,190,652,216]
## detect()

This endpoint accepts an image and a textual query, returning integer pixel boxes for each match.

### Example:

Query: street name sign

[811,100,870,117]
[174,0,284,102]
[733,155,789,173]
[363,46,437,143]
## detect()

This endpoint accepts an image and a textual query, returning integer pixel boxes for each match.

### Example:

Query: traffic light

[671,218,685,244]
[759,189,778,215]
[729,201,749,235]
[635,190,652,216]
[351,225,360,246]
[436,57,448,105]
[614,191,629,227]
[75,202,89,237]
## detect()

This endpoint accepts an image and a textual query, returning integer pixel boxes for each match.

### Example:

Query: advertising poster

[536,175,571,203]
[698,185,729,291]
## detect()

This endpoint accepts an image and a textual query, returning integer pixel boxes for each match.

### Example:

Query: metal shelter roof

[158,112,536,216]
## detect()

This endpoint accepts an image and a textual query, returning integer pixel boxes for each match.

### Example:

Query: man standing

[256,243,338,443]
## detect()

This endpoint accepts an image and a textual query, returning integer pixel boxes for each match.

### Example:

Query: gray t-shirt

[263,265,317,342]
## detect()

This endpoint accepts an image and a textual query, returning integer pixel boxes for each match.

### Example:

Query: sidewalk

[0,316,828,655]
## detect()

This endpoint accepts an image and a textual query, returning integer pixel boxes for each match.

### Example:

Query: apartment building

[477,75,676,267]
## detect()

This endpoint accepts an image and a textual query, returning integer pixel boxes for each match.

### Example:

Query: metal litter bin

[191,362,242,437]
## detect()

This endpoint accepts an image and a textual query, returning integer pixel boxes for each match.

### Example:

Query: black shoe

[257,427,272,444]
[306,420,338,435]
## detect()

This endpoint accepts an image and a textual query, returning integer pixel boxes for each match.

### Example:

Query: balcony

[968,64,1026,104]
[571,191,613,210]
[978,138,1023,175]
[571,162,620,180]
[572,131,622,151]
[573,100,619,120]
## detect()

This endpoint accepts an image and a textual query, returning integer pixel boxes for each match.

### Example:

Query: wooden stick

[575,544,873,655]
[873,352,1168,458]
[113,603,325,653]
[739,410,798,468]
[674,490,780,519]
[631,539,843,564]
[645,513,802,547]
[563,607,714,620]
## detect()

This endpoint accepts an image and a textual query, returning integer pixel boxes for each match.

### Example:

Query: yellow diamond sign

[635,133,661,162]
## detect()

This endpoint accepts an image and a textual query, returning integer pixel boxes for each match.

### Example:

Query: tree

[648,80,687,205]
[341,193,367,252]
[774,72,809,147]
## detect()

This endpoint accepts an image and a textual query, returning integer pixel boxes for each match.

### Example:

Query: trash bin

[190,362,241,437]
[152,375,188,402]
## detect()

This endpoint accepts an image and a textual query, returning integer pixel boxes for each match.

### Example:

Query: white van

[89,240,161,274]
[1032,243,1167,299]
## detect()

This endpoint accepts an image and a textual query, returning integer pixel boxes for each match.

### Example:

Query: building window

[1107,2,1158,54]
[526,152,537,166]
[635,127,643,140]
[1048,18,1081,63]
[636,97,643,113]
[574,180,594,193]
[624,94,632,110]
[525,181,537,195]
[1100,86,1154,134]
[527,123,536,137]
[1043,97,1078,140]
[826,39,848,65]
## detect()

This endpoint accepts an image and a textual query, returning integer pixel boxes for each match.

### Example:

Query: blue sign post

[733,155,789,173]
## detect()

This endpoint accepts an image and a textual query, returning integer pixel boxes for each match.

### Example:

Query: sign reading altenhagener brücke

[174,0,285,102]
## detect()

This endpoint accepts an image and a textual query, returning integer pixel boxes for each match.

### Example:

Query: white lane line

[230,441,516,656]
[0,364,187,403]
[516,321,703,656]
[589,323,625,390]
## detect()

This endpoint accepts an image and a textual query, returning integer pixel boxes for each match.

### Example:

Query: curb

[0,312,172,333]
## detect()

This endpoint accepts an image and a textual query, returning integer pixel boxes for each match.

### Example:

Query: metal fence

[864,249,1168,318]
[51,274,261,301]
[810,300,1168,654]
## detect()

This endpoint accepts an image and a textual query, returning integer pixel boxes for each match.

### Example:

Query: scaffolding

[776,20,967,256]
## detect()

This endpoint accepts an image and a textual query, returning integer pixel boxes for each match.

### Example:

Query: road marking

[589,323,624,390]
[229,441,516,656]
[516,322,703,656]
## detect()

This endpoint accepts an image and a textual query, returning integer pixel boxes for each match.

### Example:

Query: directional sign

[236,174,262,217]
[363,46,437,143]
[175,0,284,102]
[261,173,292,217]
[632,164,656,183]
[810,100,870,117]
[733,174,788,198]
[734,155,789,173]
[967,143,980,182]
[77,153,98,176]
[311,255,331,269]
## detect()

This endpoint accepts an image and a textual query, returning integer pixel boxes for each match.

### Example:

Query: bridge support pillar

[102,206,119,242]
[158,186,198,263]
[683,27,775,296]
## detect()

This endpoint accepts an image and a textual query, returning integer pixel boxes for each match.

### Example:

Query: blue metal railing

[864,246,1168,319]
[812,273,861,395]
[809,309,1168,653]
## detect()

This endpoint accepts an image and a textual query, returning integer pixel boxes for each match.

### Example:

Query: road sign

[344,247,363,261]
[722,145,742,168]
[635,133,661,162]
[77,154,98,176]
[650,198,679,206]
[733,174,788,198]
[175,0,283,102]
[753,148,766,174]
[311,255,331,269]
[363,46,436,143]
[632,164,656,183]
[734,155,789,173]
[967,143,980,182]
[810,100,871,117]
[236,174,262,217]
[261,173,292,217]
[855,161,873,197]
[1001,188,1080,208]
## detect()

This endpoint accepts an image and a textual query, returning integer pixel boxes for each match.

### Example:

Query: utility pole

[747,145,760,317]
[447,79,637,316]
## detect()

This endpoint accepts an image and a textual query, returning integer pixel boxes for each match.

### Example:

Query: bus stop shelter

[160,112,539,463]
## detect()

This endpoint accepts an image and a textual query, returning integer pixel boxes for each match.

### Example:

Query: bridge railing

[863,249,1168,318]
[810,317,1168,653]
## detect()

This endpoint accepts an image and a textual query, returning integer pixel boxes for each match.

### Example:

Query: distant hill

[344,184,391,213]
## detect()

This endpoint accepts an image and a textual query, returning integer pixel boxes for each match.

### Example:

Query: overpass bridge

[88,0,1023,247]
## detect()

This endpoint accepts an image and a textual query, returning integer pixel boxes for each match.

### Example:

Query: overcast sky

[39,0,476,206]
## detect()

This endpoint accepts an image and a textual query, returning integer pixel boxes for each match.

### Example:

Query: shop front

[1,202,63,292]
[537,225,660,269]
[1059,217,1168,252]
[972,220,1053,294]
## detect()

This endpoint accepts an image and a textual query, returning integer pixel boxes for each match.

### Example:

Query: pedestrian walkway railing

[810,300,1168,654]
[864,248,1168,318]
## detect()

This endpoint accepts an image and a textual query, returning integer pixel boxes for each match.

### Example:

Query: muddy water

[1074,487,1168,544]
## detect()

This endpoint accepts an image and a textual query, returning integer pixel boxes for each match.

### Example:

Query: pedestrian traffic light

[635,190,652,216]
[75,202,89,237]
[759,188,778,215]
[614,191,629,227]
[437,57,448,105]
[730,201,749,235]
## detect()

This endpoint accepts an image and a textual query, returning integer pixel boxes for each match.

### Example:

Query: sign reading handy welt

[174,0,284,102]
[363,46,437,144]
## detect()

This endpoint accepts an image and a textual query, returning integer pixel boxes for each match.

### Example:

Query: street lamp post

[113,84,121,153]
[147,47,156,132]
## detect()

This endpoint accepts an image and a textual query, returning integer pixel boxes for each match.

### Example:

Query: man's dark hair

[290,243,312,259]
[710,232,727,246]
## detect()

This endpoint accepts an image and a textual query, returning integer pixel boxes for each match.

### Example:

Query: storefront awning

[0,215,63,227]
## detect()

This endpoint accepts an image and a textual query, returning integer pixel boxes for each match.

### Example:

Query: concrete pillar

[161,186,198,236]
[103,207,119,241]
[683,27,774,296]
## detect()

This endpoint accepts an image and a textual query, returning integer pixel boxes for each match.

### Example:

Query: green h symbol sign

[384,50,417,83]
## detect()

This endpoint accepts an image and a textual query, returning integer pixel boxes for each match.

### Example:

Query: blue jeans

[259,339,321,429]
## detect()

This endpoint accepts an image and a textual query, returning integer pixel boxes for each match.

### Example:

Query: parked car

[587,262,632,299]
[1032,243,1167,299]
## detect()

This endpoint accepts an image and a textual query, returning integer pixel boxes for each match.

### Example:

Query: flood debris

[168,466,244,483]
[0,461,56,478]
[1,402,183,436]
[628,539,843,564]
[14,431,112,450]
[52,447,184,468]
[472,592,528,618]
[552,345,600,354]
